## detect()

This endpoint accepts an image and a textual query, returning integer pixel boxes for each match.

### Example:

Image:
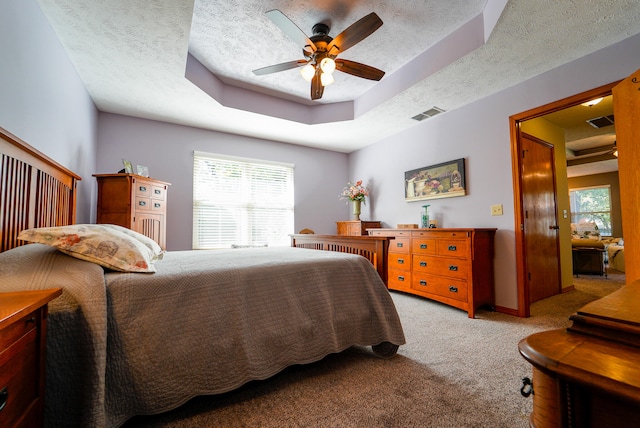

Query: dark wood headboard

[0,127,81,252]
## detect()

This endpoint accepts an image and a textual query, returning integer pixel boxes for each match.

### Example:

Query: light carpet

[123,272,623,427]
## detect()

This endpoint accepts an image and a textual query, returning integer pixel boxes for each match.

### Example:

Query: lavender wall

[349,33,640,311]
[95,114,349,250]
[0,0,98,223]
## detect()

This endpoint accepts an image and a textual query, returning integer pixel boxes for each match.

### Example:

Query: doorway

[510,82,619,317]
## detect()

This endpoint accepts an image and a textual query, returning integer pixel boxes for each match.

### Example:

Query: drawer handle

[139,186,147,192]
[0,387,7,412]
[26,316,36,324]
[420,244,427,249]
[449,265,458,271]
[449,286,458,293]
[397,258,404,264]
[520,377,534,397]
[154,189,161,194]
[397,276,405,281]
[419,280,427,286]
[419,261,427,267]
[448,245,457,251]
[396,242,403,248]
[139,201,147,207]
[154,203,161,208]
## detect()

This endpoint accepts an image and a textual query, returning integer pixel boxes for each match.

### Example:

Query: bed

[0,127,405,428]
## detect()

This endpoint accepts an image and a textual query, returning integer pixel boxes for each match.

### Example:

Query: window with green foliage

[569,185,612,236]
[193,151,294,249]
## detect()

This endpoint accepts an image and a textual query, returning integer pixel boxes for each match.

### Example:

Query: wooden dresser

[94,174,170,249]
[369,228,496,318]
[519,281,640,427]
[336,220,381,236]
[0,289,62,428]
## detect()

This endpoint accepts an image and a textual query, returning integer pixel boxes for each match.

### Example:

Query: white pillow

[18,224,157,273]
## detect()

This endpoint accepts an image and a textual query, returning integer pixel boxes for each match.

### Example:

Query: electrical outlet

[491,204,503,216]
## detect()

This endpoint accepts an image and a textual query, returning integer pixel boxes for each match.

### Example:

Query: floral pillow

[100,224,164,261]
[18,224,158,273]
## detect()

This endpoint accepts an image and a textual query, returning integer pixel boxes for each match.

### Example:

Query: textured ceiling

[36,0,640,153]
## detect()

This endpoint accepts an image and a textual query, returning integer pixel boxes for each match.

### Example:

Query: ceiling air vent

[586,114,615,128]
[411,106,445,121]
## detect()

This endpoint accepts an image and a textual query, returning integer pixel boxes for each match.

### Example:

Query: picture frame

[122,159,133,174]
[136,164,149,177]
[405,158,466,201]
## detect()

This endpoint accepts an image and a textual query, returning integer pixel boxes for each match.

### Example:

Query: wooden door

[613,69,640,284]
[521,133,561,303]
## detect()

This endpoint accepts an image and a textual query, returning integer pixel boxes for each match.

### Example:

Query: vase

[352,200,361,220]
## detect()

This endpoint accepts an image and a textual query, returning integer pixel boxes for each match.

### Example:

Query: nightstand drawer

[0,328,39,428]
[0,309,38,351]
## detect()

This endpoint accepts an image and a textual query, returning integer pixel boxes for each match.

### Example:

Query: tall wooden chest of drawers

[0,289,62,428]
[94,174,171,249]
[369,228,496,318]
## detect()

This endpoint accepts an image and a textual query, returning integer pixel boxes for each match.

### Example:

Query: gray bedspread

[0,244,405,427]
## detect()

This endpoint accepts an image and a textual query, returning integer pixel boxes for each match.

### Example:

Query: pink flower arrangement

[339,180,370,204]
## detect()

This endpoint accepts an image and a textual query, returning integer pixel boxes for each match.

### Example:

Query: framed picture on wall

[404,158,466,201]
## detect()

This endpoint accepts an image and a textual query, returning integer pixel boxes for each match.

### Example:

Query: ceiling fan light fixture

[320,57,336,74]
[581,97,603,107]
[320,72,334,86]
[300,64,315,82]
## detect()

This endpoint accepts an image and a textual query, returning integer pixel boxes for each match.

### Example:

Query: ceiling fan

[253,9,385,100]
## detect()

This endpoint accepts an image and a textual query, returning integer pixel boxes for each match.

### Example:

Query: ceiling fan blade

[327,12,383,55]
[311,72,324,100]
[266,9,316,53]
[253,60,308,76]
[335,59,385,81]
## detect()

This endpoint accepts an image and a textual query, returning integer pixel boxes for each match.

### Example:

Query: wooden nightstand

[0,289,62,428]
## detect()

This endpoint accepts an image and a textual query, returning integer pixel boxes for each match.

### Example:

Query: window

[569,185,612,236]
[193,151,294,249]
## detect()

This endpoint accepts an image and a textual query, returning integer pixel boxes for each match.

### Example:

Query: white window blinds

[193,151,294,249]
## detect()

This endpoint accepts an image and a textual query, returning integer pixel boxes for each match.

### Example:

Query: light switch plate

[491,204,503,216]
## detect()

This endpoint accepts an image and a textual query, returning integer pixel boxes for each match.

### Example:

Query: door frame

[509,82,619,318]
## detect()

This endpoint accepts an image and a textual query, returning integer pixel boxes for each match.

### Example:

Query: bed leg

[372,342,399,359]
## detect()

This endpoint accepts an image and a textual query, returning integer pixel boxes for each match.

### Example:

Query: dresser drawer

[388,253,410,269]
[436,239,469,258]
[411,238,437,255]
[388,268,411,291]
[150,184,166,201]
[413,255,470,280]
[413,230,470,239]
[411,274,468,302]
[0,328,39,428]
[0,310,39,351]
[389,237,410,254]
[134,180,154,197]
[150,200,165,212]
[134,196,152,211]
